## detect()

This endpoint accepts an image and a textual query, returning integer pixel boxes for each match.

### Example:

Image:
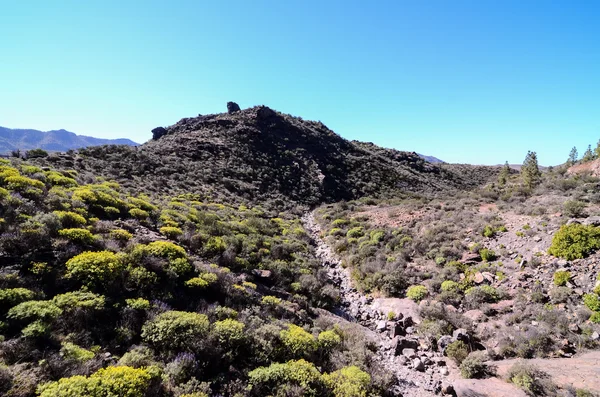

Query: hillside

[1,105,600,397]
[0,126,138,154]
[34,105,497,207]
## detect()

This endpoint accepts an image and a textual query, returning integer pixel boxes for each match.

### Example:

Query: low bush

[322,365,371,397]
[445,340,469,365]
[7,300,62,322]
[248,359,324,397]
[37,365,154,397]
[280,324,317,358]
[58,228,95,244]
[406,285,428,302]
[65,251,125,287]
[553,270,571,286]
[548,224,600,260]
[507,362,556,396]
[460,351,494,379]
[141,310,209,353]
[479,248,497,262]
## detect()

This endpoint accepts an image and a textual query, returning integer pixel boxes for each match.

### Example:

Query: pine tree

[568,147,578,165]
[583,144,595,162]
[595,140,600,159]
[521,151,541,189]
[498,161,510,186]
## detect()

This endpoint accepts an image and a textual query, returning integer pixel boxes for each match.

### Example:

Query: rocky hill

[37,104,498,207]
[0,126,138,153]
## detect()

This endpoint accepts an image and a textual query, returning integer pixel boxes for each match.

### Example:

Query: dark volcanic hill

[0,126,138,153]
[37,105,498,206]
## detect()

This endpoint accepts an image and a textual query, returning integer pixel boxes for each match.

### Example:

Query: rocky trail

[302,212,453,396]
[303,210,600,396]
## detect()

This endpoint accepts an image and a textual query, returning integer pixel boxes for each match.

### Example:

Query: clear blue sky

[1,1,599,165]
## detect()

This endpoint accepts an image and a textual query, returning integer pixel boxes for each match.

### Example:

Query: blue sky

[1,1,599,165]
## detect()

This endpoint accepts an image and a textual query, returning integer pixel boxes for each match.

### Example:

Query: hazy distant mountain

[417,153,444,163]
[0,126,138,153]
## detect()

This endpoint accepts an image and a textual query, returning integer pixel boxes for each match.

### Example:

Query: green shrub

[52,291,106,310]
[0,288,35,309]
[125,298,151,310]
[332,218,349,227]
[60,342,95,362]
[128,197,157,212]
[45,171,78,187]
[160,226,183,239]
[213,318,245,345]
[280,324,317,358]
[406,285,428,302]
[204,236,226,255]
[129,208,149,220]
[479,248,496,262]
[346,227,364,238]
[141,311,209,352]
[185,273,218,288]
[589,312,600,324]
[583,293,600,311]
[465,285,501,304]
[7,300,62,322]
[317,330,341,349]
[459,351,492,379]
[136,241,187,260]
[445,340,469,365]
[440,280,460,293]
[214,306,239,320]
[54,211,87,227]
[507,363,556,396]
[66,251,125,286]
[22,320,49,337]
[322,366,371,397]
[248,359,324,397]
[5,175,45,192]
[563,200,588,218]
[37,365,153,397]
[548,224,600,260]
[59,228,95,244]
[110,229,133,241]
[26,148,48,158]
[117,346,155,368]
[482,225,495,238]
[553,270,571,286]
[262,295,282,306]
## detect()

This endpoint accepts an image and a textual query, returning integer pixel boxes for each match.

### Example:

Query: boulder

[461,251,481,264]
[402,348,417,358]
[151,126,168,140]
[583,216,600,226]
[251,269,273,280]
[412,358,425,372]
[390,321,405,337]
[393,337,419,355]
[227,101,241,113]
[453,328,470,344]
[437,335,453,352]
[473,272,485,284]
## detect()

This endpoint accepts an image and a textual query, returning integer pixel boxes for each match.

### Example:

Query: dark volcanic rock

[257,105,276,119]
[151,127,168,140]
[227,101,241,114]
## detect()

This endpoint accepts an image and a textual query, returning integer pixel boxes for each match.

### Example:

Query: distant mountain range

[0,126,138,154]
[418,153,444,163]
